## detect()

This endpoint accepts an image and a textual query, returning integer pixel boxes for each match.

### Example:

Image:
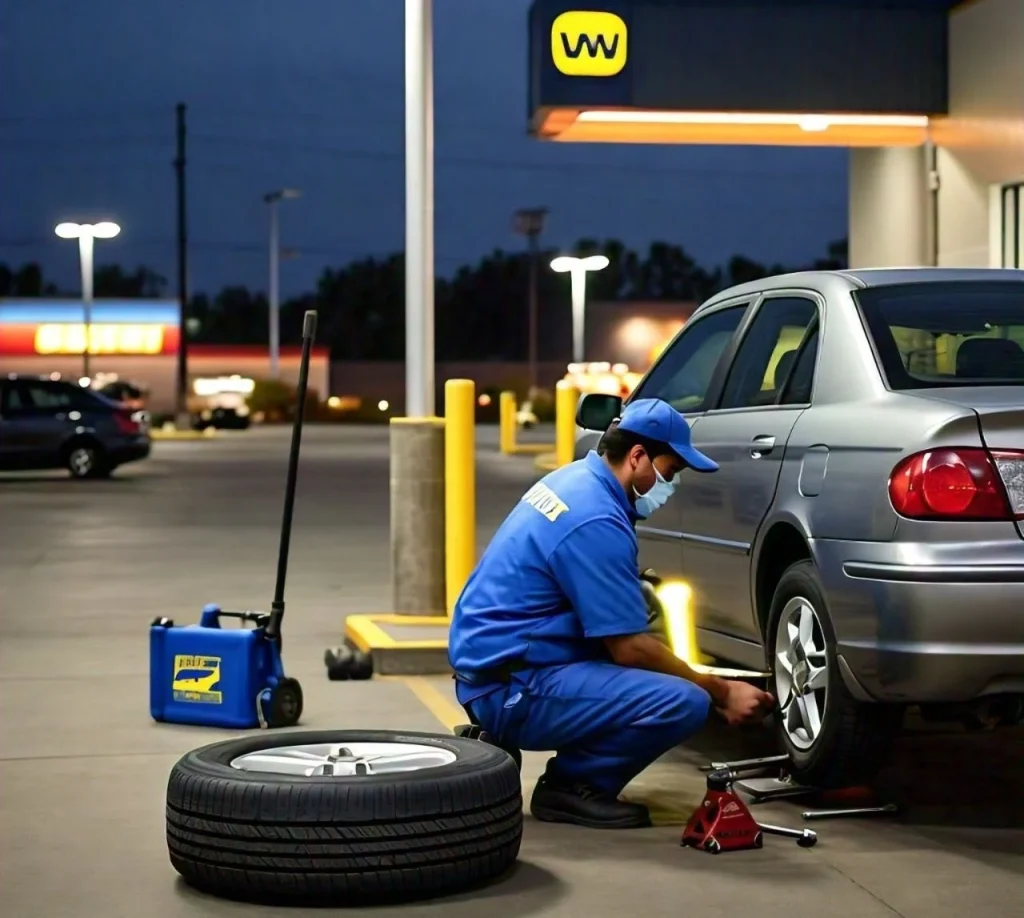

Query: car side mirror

[576,392,623,431]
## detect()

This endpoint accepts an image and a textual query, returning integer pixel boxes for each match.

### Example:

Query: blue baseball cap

[616,398,719,472]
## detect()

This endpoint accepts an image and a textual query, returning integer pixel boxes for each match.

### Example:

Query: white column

[848,147,929,268]
[404,0,435,417]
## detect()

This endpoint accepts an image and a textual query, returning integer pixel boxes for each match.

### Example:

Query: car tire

[766,560,901,789]
[65,441,109,479]
[165,729,523,905]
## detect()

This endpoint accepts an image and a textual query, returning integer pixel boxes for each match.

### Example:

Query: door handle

[750,435,776,458]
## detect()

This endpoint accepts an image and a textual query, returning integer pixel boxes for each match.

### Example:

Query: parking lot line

[401,675,465,730]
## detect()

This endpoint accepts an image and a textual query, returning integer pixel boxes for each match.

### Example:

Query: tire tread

[165,733,523,904]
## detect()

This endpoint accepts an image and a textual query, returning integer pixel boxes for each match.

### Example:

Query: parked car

[575,267,1024,788]
[0,375,151,479]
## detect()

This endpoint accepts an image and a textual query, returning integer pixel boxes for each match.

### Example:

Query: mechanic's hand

[717,681,774,727]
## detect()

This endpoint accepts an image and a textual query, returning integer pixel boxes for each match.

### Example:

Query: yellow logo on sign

[551,11,627,77]
[172,655,223,704]
[34,323,165,356]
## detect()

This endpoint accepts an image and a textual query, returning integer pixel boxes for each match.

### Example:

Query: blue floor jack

[148,310,318,730]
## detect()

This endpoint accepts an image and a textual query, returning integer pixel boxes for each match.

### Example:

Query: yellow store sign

[34,323,165,356]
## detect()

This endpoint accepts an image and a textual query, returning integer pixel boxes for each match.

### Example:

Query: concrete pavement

[0,424,1020,918]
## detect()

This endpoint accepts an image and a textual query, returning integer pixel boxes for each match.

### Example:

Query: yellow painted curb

[150,427,219,441]
[533,451,559,472]
[509,443,554,456]
[343,614,450,652]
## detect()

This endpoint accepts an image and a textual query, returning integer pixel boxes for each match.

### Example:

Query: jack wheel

[704,838,721,855]
[798,833,818,849]
[267,677,303,728]
[754,831,764,849]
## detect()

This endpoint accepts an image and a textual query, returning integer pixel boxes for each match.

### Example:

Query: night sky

[1,0,848,299]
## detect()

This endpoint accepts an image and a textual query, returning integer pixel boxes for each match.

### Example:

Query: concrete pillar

[389,418,446,615]
[848,147,929,268]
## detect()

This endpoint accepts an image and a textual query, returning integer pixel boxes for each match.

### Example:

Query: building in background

[528,0,1024,271]
[0,299,329,416]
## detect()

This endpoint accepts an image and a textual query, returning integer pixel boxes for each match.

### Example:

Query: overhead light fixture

[575,110,930,130]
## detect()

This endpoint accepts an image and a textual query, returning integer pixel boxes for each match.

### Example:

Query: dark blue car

[0,375,151,479]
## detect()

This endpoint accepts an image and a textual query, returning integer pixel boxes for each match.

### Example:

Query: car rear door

[676,293,821,646]
[627,298,754,581]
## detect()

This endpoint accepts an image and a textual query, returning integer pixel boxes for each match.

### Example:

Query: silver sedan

[576,267,1024,788]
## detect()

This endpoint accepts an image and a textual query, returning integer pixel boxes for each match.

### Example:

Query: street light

[263,188,301,379]
[54,221,121,379]
[550,254,609,364]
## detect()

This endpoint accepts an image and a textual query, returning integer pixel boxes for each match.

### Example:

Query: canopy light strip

[575,110,930,132]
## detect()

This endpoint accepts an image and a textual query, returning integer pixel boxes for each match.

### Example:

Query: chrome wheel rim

[774,596,829,751]
[229,741,457,777]
[69,448,93,475]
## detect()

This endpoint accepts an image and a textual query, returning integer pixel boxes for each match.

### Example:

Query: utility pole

[174,103,190,428]
[513,207,548,398]
[263,188,302,379]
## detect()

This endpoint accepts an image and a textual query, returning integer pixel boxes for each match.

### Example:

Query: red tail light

[113,410,140,435]
[888,448,1024,521]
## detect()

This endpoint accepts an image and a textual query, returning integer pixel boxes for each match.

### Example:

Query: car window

[855,281,1024,389]
[6,381,96,413]
[718,297,818,409]
[779,327,819,405]
[632,305,746,412]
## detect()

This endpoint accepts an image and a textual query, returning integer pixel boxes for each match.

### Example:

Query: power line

[0,132,845,182]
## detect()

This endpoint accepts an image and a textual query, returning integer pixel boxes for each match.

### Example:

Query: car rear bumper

[812,540,1024,704]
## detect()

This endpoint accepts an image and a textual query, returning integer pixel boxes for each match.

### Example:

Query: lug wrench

[802,803,898,821]
[757,823,818,847]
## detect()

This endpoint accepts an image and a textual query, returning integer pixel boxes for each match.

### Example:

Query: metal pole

[527,230,539,395]
[174,102,190,427]
[268,199,280,379]
[78,233,94,380]
[404,0,434,417]
[570,268,586,364]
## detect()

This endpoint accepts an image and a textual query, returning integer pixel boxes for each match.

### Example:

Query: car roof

[700,267,1024,307]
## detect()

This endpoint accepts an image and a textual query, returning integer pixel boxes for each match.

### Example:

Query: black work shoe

[530,772,652,829]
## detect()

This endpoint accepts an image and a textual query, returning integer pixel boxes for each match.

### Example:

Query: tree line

[0,237,847,361]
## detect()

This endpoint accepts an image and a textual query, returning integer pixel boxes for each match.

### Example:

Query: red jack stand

[681,769,817,853]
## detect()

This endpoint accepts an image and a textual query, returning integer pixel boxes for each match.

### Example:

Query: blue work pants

[462,661,712,796]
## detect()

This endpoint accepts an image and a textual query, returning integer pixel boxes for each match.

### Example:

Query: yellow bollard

[499,391,517,455]
[444,379,476,617]
[555,380,579,468]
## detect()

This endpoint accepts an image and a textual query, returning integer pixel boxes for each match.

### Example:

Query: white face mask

[633,465,676,519]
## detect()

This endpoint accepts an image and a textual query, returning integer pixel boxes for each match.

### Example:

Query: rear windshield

[855,281,1024,389]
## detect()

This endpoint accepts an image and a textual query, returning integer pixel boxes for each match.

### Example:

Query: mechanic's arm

[548,517,732,707]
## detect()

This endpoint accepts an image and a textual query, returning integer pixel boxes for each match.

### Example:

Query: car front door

[628,299,754,580]
[676,293,821,650]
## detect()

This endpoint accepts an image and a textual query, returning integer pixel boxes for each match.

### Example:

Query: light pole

[263,188,301,379]
[405,0,434,417]
[54,221,121,379]
[550,254,609,364]
[513,207,549,397]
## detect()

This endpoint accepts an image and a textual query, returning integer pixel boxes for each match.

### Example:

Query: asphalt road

[0,424,1021,918]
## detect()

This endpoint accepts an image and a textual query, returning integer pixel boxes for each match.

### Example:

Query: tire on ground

[767,560,903,789]
[165,729,523,904]
[64,439,110,479]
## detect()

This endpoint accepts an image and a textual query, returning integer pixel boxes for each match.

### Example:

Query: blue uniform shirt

[449,450,651,693]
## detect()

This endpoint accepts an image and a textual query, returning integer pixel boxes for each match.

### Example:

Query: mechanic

[448,397,773,829]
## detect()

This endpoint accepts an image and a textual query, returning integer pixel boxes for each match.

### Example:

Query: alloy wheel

[230,741,458,777]
[774,595,830,751]
[69,447,95,477]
